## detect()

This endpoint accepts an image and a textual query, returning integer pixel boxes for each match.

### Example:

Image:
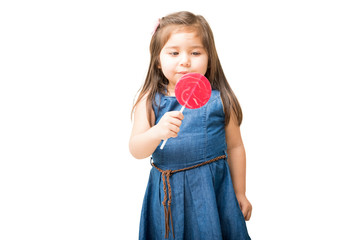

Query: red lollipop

[160,73,212,149]
[175,73,212,110]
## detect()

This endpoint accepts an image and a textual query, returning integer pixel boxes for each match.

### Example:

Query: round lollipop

[160,73,212,150]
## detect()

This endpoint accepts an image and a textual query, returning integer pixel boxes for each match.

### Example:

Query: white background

[1,0,359,239]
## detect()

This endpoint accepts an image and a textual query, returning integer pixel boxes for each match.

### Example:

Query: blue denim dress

[139,90,251,240]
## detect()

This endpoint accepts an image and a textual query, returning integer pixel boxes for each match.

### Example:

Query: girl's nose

[180,54,190,67]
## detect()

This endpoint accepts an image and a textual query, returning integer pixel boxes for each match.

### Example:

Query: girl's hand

[236,194,252,221]
[154,111,184,140]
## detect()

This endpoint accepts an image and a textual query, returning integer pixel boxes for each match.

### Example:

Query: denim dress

[139,90,251,240]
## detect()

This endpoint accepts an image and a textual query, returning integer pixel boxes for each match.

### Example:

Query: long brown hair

[132,11,242,126]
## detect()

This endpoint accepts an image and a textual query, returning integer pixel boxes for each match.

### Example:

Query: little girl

[130,11,252,240]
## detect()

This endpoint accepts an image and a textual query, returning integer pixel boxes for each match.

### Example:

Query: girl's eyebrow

[164,46,179,49]
[164,45,204,49]
[190,45,205,49]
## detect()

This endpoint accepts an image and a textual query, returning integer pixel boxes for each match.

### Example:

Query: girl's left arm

[225,112,252,221]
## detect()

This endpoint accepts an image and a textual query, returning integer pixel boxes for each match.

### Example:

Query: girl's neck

[166,85,175,96]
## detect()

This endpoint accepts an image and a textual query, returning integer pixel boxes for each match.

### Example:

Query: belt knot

[163,170,172,177]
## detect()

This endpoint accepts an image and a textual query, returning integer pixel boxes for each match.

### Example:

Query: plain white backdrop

[1,0,359,239]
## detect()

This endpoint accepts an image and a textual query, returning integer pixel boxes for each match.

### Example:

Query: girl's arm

[129,95,183,159]
[225,112,252,221]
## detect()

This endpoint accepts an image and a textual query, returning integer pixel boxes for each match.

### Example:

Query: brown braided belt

[151,155,227,239]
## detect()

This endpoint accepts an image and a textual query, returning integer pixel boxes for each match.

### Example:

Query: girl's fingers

[239,199,252,221]
[241,206,246,219]
[248,208,252,220]
[162,112,183,127]
[168,111,184,120]
[244,208,249,221]
[161,123,180,138]
[169,124,180,134]
[168,118,182,127]
[244,205,252,221]
[158,111,183,139]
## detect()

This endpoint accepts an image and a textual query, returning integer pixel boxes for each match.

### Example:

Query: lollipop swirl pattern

[175,73,211,109]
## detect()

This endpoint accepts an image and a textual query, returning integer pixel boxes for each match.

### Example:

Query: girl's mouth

[177,71,189,75]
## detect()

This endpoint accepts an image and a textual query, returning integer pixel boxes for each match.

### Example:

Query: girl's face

[159,30,208,95]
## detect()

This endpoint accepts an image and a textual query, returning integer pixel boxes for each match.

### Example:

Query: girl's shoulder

[208,89,225,114]
[210,89,221,99]
[208,89,222,104]
[133,92,156,126]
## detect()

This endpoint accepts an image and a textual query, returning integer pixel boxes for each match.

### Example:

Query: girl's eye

[169,52,179,56]
[192,52,201,56]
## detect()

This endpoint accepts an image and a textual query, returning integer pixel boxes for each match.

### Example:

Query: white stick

[180,105,185,112]
[160,105,185,150]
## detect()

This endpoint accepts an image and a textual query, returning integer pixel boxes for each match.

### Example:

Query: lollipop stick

[159,105,185,150]
[160,139,168,149]
[180,105,185,113]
